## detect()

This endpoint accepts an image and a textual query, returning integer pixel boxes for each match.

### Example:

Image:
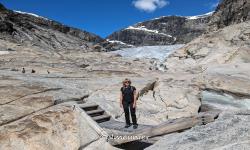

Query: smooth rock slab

[0,104,105,150]
[146,110,250,150]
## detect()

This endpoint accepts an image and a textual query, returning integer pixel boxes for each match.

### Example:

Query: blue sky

[0,0,219,38]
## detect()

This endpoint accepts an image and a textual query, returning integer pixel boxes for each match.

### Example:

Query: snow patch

[107,39,127,45]
[110,44,184,61]
[106,39,134,47]
[125,26,172,37]
[186,11,214,20]
[150,11,214,21]
[14,10,50,21]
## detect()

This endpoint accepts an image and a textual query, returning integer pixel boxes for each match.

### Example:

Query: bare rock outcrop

[0,0,249,149]
[146,110,250,150]
[107,14,212,47]
[209,0,250,31]
[0,103,117,150]
[148,1,250,147]
[0,35,205,150]
[0,3,104,51]
[164,21,250,71]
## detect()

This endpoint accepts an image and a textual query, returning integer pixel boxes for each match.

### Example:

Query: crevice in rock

[54,94,89,105]
[235,111,250,116]
[114,140,152,150]
[44,76,87,79]
[198,103,219,113]
[79,64,89,68]
[158,92,186,110]
[138,79,173,110]
[0,104,53,127]
[0,87,62,105]
[138,79,185,110]
[156,93,169,109]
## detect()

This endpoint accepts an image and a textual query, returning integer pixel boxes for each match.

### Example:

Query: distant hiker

[31,69,36,73]
[47,70,50,74]
[22,68,25,73]
[120,78,138,129]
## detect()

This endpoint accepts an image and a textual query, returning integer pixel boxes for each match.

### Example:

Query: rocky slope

[147,110,250,150]
[107,0,250,48]
[209,0,250,30]
[0,3,104,52]
[0,0,249,149]
[162,19,250,118]
[0,34,202,149]
[107,12,212,46]
[0,7,207,147]
[145,0,250,149]
[0,103,103,150]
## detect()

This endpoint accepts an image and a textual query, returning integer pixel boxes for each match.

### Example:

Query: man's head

[123,78,131,87]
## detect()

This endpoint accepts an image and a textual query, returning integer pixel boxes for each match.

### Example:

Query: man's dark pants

[123,101,137,125]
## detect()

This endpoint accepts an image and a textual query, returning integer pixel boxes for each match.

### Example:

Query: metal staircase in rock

[77,102,111,124]
[75,100,221,145]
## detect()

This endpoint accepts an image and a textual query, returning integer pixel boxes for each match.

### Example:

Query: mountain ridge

[1,0,249,51]
[106,12,213,47]
[0,3,105,51]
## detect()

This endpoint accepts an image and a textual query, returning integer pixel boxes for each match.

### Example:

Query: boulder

[0,104,97,150]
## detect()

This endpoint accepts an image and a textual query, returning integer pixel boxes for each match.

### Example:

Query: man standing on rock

[120,78,138,129]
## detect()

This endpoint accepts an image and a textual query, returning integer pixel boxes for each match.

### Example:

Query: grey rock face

[0,3,104,51]
[0,3,7,12]
[107,15,211,46]
[209,0,250,31]
[107,26,175,46]
[146,110,250,150]
[108,0,250,47]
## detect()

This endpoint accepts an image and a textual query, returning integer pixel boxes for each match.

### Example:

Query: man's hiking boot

[133,124,138,129]
[125,124,131,128]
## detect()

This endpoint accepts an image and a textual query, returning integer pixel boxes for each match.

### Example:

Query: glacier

[110,44,184,61]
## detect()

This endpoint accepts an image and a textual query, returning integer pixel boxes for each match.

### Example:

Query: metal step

[76,101,85,104]
[86,109,105,117]
[79,104,99,111]
[92,114,111,123]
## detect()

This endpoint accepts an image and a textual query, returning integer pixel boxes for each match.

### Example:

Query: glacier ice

[110,44,184,61]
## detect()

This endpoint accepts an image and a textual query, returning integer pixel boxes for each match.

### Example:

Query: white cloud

[133,0,169,12]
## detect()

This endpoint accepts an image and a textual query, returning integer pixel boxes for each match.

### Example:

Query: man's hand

[120,92,123,108]
[133,90,137,108]
[133,102,136,108]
